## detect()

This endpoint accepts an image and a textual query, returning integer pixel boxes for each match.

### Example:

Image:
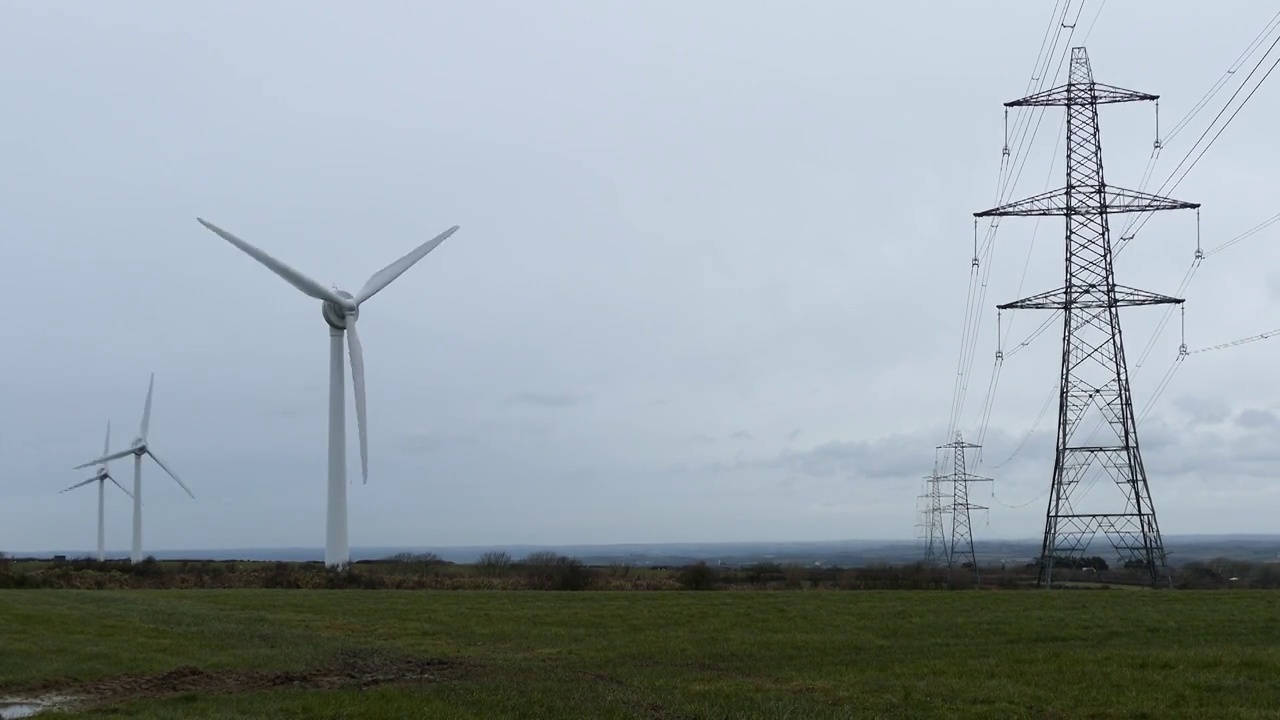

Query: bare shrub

[783,563,806,590]
[744,562,785,586]
[521,552,595,591]
[676,561,718,591]
[477,551,513,577]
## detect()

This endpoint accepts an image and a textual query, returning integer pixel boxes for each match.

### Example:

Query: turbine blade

[346,315,369,483]
[103,420,111,458]
[74,448,136,470]
[60,477,99,493]
[196,218,354,309]
[147,450,195,499]
[140,373,154,440]
[355,225,459,305]
[106,473,134,499]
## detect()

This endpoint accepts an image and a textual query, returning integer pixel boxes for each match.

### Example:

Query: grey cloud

[263,406,309,420]
[505,392,587,409]
[762,434,927,480]
[729,430,753,441]
[1172,396,1233,426]
[692,412,1280,489]
[696,427,947,480]
[1235,408,1280,430]
[396,432,479,455]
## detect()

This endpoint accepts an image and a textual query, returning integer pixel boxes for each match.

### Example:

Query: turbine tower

[194,218,460,568]
[974,48,1198,587]
[74,374,195,563]
[61,421,133,561]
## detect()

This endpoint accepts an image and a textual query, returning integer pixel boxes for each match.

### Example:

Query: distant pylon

[974,47,1199,588]
[919,461,949,567]
[940,432,992,581]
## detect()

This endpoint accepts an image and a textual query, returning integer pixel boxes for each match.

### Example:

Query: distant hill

[11,535,1280,567]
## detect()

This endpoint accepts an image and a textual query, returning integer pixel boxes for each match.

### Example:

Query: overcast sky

[3,1,1279,554]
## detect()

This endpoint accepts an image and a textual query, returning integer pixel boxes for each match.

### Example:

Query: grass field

[1,590,1277,718]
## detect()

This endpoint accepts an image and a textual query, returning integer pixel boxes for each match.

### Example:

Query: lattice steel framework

[942,433,992,580]
[974,48,1199,588]
[918,464,949,567]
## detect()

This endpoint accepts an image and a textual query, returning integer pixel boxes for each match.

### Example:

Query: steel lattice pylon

[942,433,992,581]
[974,48,1199,588]
[919,463,948,567]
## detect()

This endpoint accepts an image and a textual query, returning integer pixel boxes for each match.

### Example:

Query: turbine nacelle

[322,290,359,330]
[63,421,134,499]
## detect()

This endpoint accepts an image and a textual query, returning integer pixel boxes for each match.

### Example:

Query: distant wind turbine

[74,373,194,563]
[194,217,460,568]
[61,421,133,562]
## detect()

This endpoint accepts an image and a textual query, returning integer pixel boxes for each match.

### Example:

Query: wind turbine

[73,373,194,563]
[194,217,460,568]
[61,421,133,562]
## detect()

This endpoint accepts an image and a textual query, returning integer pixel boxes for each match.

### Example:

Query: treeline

[0,554,976,590]
[0,551,678,591]
[1,551,1277,590]
[1174,558,1280,589]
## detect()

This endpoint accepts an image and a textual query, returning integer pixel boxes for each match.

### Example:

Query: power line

[1163,10,1280,145]
[1190,326,1280,354]
[1204,211,1280,257]
[989,382,1057,470]
[936,4,1112,536]
[959,8,1087,452]
[1117,28,1280,255]
[943,3,1085,445]
[1162,48,1280,197]
[1004,310,1062,359]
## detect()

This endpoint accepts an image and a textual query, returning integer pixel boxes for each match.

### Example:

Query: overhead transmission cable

[958,3,1092,476]
[950,2,1083,445]
[1117,26,1280,257]
[1117,12,1280,248]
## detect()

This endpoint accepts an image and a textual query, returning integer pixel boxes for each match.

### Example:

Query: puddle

[0,696,79,718]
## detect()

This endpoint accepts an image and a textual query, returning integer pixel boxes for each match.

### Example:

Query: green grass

[1,590,1278,718]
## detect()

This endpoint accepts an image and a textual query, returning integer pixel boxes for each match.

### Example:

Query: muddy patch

[2,651,463,713]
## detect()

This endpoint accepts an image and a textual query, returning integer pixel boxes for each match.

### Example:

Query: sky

[3,0,1280,554]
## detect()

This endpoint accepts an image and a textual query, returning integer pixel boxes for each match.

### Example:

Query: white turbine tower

[61,421,133,561]
[194,217,460,568]
[73,373,195,563]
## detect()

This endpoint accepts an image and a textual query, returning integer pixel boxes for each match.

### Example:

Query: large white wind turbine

[194,217,460,568]
[61,421,133,561]
[73,374,195,563]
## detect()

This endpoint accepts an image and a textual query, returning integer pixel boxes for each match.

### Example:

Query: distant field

[1,591,1278,718]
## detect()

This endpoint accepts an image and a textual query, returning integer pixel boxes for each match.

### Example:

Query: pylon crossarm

[999,285,1182,310]
[1006,82,1158,108]
[976,185,1199,218]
